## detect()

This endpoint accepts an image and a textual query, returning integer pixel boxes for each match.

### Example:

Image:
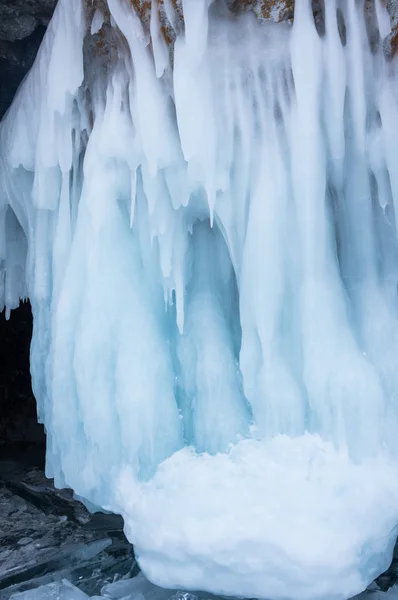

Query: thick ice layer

[117,436,398,600]
[2,0,398,598]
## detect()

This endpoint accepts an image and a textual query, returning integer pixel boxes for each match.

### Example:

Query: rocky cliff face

[0,0,56,119]
[385,0,398,55]
[0,0,56,42]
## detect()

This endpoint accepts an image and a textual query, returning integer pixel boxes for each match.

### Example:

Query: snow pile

[2,0,398,598]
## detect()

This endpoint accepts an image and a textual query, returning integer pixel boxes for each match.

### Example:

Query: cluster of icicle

[2,0,398,598]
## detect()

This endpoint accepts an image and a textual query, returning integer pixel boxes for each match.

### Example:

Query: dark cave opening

[0,301,45,467]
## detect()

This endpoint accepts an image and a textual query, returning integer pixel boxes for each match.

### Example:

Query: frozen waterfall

[2,0,398,598]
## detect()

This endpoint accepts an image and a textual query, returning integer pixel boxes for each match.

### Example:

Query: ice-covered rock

[357,585,398,599]
[2,1,398,599]
[9,580,89,600]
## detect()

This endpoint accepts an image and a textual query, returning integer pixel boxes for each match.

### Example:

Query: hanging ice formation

[3,0,398,597]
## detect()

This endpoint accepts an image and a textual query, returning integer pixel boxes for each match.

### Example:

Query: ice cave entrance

[2,0,398,598]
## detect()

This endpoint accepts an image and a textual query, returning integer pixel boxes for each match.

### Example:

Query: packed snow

[2,0,398,598]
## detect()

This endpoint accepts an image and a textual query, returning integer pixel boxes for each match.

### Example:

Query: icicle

[323,0,346,185]
[91,8,105,35]
[150,0,170,78]
[375,0,391,40]
[344,0,367,153]
[163,0,179,33]
[182,0,209,67]
[130,167,137,227]
[108,0,148,46]
[379,82,398,240]
[52,171,71,304]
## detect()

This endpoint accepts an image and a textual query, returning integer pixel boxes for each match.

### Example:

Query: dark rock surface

[0,1,56,42]
[0,450,135,600]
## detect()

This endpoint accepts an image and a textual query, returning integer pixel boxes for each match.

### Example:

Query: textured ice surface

[7,575,212,600]
[6,571,398,600]
[117,437,398,599]
[2,0,398,598]
[9,580,89,600]
[101,572,175,600]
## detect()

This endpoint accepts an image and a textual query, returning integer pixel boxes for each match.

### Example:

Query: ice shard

[2,0,398,598]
